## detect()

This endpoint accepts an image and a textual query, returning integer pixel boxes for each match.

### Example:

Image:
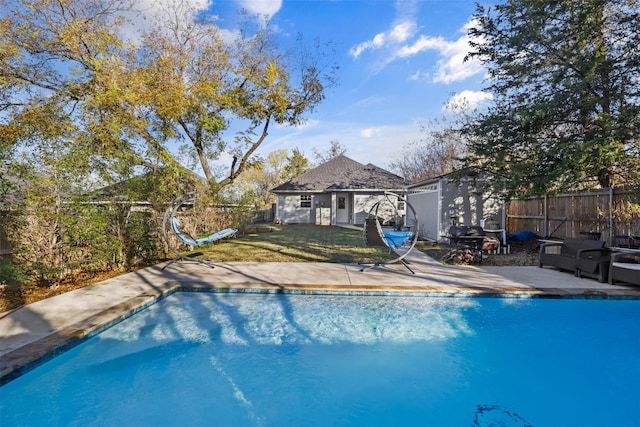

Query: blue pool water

[1,293,639,426]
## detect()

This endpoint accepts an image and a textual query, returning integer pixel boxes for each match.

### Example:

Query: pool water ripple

[1,293,639,426]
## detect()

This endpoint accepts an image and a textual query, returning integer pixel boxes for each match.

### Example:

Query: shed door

[408,191,439,241]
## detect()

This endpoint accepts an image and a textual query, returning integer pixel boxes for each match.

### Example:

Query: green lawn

[1,225,402,312]
[185,225,538,266]
[188,224,396,263]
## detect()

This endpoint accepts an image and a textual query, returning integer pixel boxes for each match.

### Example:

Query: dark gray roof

[271,155,406,193]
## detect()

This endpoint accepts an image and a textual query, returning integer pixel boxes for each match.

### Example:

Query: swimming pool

[1,293,639,426]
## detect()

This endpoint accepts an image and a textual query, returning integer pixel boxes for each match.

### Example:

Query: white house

[271,155,407,225]
[406,170,506,242]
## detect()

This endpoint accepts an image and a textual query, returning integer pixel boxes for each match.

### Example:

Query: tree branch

[218,117,271,188]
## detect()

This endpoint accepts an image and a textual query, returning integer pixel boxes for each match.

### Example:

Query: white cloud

[360,127,381,138]
[444,90,493,112]
[352,10,486,85]
[396,35,448,57]
[118,0,213,43]
[432,37,484,84]
[350,21,417,58]
[137,0,212,15]
[394,18,484,84]
[349,0,420,58]
[409,70,430,81]
[238,0,282,18]
[119,0,280,43]
[389,21,417,43]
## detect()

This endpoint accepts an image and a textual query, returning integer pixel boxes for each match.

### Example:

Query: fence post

[543,194,548,238]
[609,187,614,245]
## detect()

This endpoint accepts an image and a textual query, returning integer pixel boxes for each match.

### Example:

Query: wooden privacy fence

[252,204,276,224]
[507,188,640,245]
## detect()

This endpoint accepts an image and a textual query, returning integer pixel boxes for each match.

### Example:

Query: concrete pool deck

[1,250,639,383]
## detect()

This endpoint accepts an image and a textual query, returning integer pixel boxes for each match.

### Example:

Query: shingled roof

[271,155,406,193]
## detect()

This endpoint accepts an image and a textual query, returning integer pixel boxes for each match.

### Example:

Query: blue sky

[175,0,494,169]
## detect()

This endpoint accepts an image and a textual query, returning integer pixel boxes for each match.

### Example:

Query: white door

[336,193,349,223]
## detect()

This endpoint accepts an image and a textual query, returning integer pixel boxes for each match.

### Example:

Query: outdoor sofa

[609,252,640,286]
[614,235,640,249]
[539,238,611,282]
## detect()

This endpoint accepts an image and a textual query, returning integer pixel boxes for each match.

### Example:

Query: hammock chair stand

[360,192,419,274]
[161,192,237,271]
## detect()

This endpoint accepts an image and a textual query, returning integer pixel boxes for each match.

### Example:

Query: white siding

[440,177,504,233]
[276,194,314,223]
[407,186,440,241]
[276,192,411,226]
[353,193,398,225]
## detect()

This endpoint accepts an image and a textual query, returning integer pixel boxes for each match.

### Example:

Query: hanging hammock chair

[361,191,419,274]
[161,192,237,270]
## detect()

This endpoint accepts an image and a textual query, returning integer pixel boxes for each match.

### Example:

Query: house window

[300,194,311,208]
[397,201,405,211]
[338,196,346,209]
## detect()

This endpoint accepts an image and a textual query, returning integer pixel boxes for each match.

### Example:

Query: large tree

[465,0,640,197]
[0,0,336,193]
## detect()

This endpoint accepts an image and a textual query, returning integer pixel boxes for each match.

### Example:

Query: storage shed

[406,171,506,242]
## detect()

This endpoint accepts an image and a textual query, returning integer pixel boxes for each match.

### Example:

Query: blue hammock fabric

[171,217,237,246]
[383,230,413,248]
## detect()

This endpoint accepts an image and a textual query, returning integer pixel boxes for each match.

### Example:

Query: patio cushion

[609,252,640,286]
[612,262,640,271]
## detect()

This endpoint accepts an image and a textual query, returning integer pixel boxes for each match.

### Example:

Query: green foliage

[283,148,312,181]
[6,136,183,286]
[1,0,336,194]
[11,197,163,287]
[465,0,640,197]
[0,258,23,288]
[0,0,337,287]
[121,210,160,268]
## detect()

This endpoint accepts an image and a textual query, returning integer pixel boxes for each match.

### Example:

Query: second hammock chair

[162,192,237,270]
[361,191,419,274]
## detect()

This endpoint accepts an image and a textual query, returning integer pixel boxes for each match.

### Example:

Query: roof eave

[272,187,406,194]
